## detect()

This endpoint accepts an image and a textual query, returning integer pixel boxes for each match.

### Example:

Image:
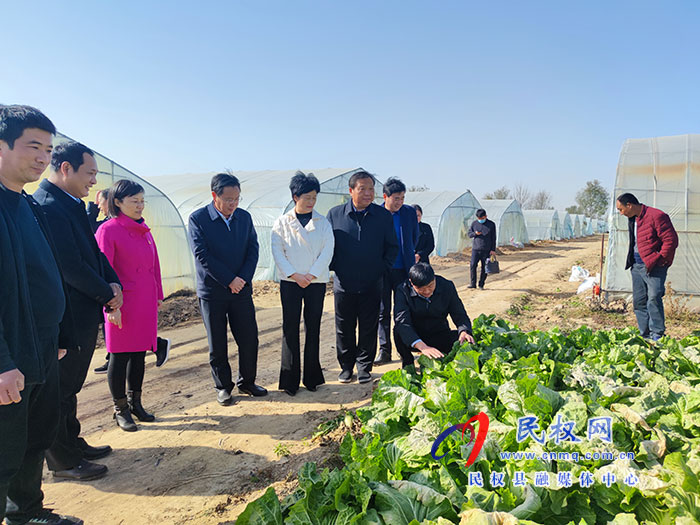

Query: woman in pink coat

[96,180,164,432]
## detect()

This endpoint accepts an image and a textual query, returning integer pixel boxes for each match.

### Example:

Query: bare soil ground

[41,236,699,524]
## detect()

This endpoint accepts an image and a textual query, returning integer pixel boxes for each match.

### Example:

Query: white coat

[270,209,334,283]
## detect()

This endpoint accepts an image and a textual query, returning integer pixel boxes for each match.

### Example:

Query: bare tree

[529,190,554,210]
[483,186,511,200]
[407,185,430,192]
[512,183,532,208]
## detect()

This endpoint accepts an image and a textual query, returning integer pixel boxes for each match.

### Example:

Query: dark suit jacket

[327,201,399,293]
[188,203,259,301]
[415,222,435,264]
[32,179,120,330]
[383,203,419,271]
[394,275,472,347]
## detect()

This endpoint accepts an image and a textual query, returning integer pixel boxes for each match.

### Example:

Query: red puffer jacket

[628,205,679,271]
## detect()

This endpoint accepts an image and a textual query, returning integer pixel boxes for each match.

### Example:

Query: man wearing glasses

[188,173,267,406]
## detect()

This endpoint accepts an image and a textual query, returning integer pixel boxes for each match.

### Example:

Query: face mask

[478,219,486,224]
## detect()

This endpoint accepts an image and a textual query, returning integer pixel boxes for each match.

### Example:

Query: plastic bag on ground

[577,277,597,294]
[569,265,590,282]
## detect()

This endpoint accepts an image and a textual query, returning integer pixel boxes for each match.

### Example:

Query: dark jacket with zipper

[415,222,435,263]
[0,184,76,385]
[326,201,399,293]
[394,275,472,347]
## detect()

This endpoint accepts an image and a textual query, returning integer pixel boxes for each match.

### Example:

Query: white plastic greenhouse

[571,214,583,237]
[583,217,594,236]
[557,211,574,239]
[605,134,700,303]
[479,199,530,246]
[522,210,561,241]
[148,168,376,281]
[404,190,481,257]
[26,133,195,296]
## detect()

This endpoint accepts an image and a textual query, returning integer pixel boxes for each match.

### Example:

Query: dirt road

[42,236,604,525]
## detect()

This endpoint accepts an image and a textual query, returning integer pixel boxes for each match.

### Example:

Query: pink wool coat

[96,214,164,353]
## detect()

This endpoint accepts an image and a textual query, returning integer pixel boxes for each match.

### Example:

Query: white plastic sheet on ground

[605,133,700,305]
[404,190,482,256]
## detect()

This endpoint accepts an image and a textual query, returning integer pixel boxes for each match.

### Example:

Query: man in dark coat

[616,193,679,340]
[326,171,399,384]
[412,204,435,264]
[375,177,418,365]
[394,263,475,368]
[188,173,267,407]
[0,105,83,525]
[467,208,497,289]
[33,141,124,481]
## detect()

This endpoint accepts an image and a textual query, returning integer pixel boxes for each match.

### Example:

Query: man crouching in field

[393,262,475,368]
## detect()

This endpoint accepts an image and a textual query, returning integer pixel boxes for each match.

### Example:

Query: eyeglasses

[220,196,242,205]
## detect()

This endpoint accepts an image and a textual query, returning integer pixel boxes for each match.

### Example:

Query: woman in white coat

[271,172,335,395]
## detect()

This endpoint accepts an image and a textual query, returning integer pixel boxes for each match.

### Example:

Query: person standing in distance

[326,171,399,384]
[188,173,267,406]
[616,193,678,341]
[412,204,435,265]
[375,177,418,365]
[467,209,496,289]
[0,104,83,525]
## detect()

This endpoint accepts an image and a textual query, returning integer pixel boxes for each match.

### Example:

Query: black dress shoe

[467,284,476,289]
[238,383,268,397]
[11,509,84,524]
[93,361,109,374]
[53,459,108,481]
[374,352,392,365]
[81,443,112,461]
[282,388,296,396]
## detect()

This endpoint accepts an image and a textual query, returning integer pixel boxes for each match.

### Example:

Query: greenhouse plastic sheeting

[605,134,700,301]
[25,133,195,296]
[571,214,583,237]
[404,190,481,256]
[523,209,561,241]
[479,199,530,246]
[557,211,574,239]
[148,168,378,281]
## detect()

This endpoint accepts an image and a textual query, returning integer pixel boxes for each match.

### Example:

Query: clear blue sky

[2,1,698,209]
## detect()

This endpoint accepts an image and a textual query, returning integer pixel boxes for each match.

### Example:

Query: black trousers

[45,322,99,472]
[470,249,490,287]
[107,352,146,399]
[279,280,326,393]
[394,327,459,368]
[334,285,382,375]
[199,295,259,392]
[0,327,59,524]
[378,268,408,356]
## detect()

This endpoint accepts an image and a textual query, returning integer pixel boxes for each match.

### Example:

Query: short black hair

[383,177,406,197]
[289,171,321,198]
[0,105,56,149]
[108,179,145,217]
[617,193,639,206]
[51,141,94,172]
[408,262,435,287]
[211,173,240,195]
[412,204,423,214]
[476,209,487,218]
[348,171,375,189]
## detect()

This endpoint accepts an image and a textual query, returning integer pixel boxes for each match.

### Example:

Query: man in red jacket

[616,193,679,341]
